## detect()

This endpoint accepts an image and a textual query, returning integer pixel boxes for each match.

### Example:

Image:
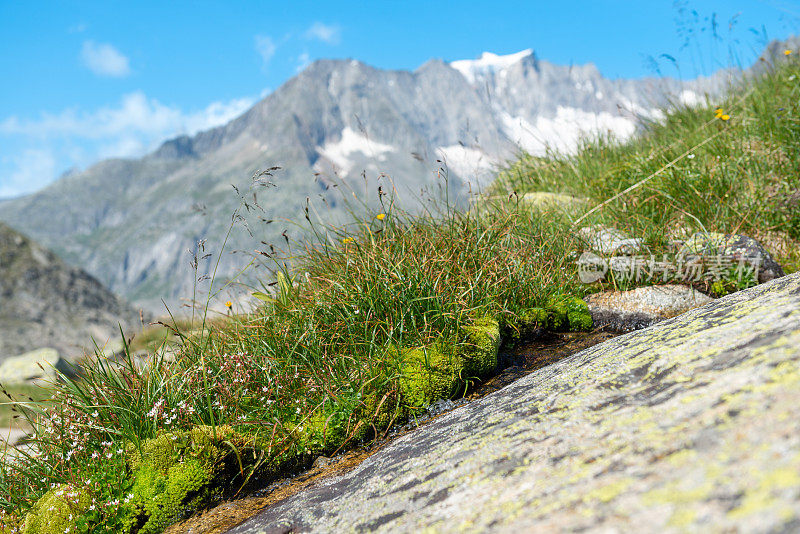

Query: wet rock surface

[229,274,800,533]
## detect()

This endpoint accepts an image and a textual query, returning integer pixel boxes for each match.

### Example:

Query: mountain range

[0,45,769,313]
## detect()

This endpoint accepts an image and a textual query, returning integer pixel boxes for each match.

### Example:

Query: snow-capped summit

[450,49,534,84]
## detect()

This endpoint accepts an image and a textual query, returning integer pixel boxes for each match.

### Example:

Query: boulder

[679,232,785,283]
[585,284,714,332]
[578,224,644,255]
[0,348,75,384]
[231,273,800,533]
[519,191,586,211]
[475,192,586,214]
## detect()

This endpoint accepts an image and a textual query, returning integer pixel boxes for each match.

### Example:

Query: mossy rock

[545,295,592,331]
[456,315,501,378]
[128,425,250,533]
[131,457,213,533]
[474,192,586,214]
[400,316,501,410]
[22,485,91,534]
[399,343,458,410]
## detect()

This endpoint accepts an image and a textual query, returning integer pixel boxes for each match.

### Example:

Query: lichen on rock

[229,273,800,534]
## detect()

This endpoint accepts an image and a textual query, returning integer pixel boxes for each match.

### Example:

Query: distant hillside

[0,222,143,361]
[0,48,740,312]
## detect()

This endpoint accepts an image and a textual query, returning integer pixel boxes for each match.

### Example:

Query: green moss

[132,458,212,534]
[521,308,548,329]
[457,315,501,378]
[400,316,501,410]
[400,343,457,410]
[299,401,356,454]
[128,425,246,533]
[545,295,592,332]
[568,310,593,331]
[359,388,404,434]
[22,485,90,534]
[0,514,20,534]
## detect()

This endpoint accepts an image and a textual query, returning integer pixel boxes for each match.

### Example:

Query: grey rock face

[230,273,800,533]
[585,284,714,332]
[0,222,143,362]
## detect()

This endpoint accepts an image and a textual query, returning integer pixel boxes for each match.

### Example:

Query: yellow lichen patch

[668,506,698,528]
[665,448,698,467]
[582,478,632,504]
[642,480,713,506]
[728,466,800,519]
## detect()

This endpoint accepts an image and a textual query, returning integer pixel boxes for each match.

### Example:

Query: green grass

[490,54,800,274]
[2,51,800,534]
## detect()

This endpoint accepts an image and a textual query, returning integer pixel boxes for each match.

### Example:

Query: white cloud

[0,92,253,142]
[295,52,311,73]
[81,40,131,77]
[0,149,56,198]
[304,22,341,45]
[254,35,276,67]
[0,93,255,197]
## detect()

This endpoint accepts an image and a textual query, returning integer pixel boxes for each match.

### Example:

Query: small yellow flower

[342,237,354,244]
[721,114,730,121]
[714,107,724,118]
[225,301,232,308]
[376,213,386,221]
[785,49,792,56]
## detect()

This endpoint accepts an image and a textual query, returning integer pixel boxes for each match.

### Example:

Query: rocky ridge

[0,222,143,363]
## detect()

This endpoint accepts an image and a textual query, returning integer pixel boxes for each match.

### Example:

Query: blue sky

[0,0,798,198]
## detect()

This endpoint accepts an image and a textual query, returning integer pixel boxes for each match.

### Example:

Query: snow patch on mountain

[316,127,395,176]
[679,89,705,107]
[501,107,637,155]
[451,49,533,85]
[436,145,497,185]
